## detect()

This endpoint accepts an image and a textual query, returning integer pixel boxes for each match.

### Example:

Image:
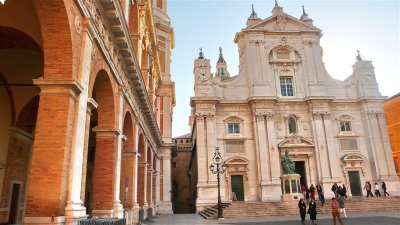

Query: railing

[79,218,126,225]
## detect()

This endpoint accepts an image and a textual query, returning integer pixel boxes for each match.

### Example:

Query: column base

[113,202,124,218]
[156,201,173,214]
[91,209,114,218]
[65,203,88,225]
[261,183,282,201]
[25,216,65,225]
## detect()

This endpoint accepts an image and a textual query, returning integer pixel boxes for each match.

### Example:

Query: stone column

[195,115,207,186]
[155,157,161,206]
[322,113,341,180]
[24,80,82,225]
[64,18,94,224]
[265,113,281,200]
[312,112,334,195]
[147,151,153,208]
[130,122,140,225]
[206,114,217,183]
[254,113,270,201]
[157,146,173,214]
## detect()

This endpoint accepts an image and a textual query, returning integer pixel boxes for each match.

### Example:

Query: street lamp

[209,147,227,219]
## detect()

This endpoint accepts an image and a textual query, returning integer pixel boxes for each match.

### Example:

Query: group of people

[300,183,326,206]
[330,183,348,198]
[297,180,391,224]
[363,181,390,197]
[298,196,346,225]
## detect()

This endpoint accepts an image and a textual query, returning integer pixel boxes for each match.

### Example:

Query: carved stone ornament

[278,134,314,147]
[224,116,243,123]
[335,114,354,121]
[75,16,82,34]
[341,153,365,175]
[276,14,287,30]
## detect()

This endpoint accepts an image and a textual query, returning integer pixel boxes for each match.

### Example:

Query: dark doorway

[348,171,362,196]
[231,175,244,201]
[8,183,20,224]
[295,161,307,187]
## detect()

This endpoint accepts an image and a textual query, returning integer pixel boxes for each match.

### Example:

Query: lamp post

[209,147,227,219]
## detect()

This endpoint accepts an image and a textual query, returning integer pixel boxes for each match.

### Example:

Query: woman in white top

[374,183,381,197]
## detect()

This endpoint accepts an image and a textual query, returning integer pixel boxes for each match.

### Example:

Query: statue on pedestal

[281,151,295,174]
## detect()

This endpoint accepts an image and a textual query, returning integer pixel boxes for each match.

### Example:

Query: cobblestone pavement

[145,212,400,225]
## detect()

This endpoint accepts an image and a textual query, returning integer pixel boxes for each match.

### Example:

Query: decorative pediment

[335,114,355,121]
[341,153,365,162]
[226,156,248,165]
[341,153,365,172]
[278,134,314,147]
[246,13,320,32]
[224,116,243,123]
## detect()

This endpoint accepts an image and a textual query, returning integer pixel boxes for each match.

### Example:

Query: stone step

[218,197,400,219]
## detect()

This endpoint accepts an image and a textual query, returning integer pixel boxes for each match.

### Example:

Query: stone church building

[0,0,174,224]
[189,3,400,211]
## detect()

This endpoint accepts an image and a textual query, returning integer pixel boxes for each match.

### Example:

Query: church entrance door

[295,161,307,187]
[231,175,244,201]
[348,171,362,196]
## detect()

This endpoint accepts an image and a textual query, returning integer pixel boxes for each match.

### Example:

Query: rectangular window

[225,140,245,153]
[280,77,294,96]
[340,139,358,151]
[340,121,352,132]
[228,123,240,134]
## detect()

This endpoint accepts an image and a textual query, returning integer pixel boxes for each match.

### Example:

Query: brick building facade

[0,0,174,224]
[384,93,400,177]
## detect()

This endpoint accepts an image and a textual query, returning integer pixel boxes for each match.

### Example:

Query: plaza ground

[147,212,400,225]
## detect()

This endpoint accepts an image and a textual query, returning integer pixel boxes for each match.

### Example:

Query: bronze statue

[281,151,296,174]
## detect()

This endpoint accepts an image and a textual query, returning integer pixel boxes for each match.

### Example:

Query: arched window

[288,116,297,134]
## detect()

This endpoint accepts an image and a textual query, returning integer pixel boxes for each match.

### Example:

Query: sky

[168,0,400,137]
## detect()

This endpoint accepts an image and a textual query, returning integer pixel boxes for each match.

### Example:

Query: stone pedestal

[280,174,303,201]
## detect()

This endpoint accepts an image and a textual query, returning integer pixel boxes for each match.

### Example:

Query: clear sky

[168,0,400,137]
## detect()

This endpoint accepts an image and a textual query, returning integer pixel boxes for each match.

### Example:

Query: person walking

[298,198,307,224]
[363,181,373,197]
[301,184,307,199]
[341,184,348,198]
[374,182,381,197]
[309,184,316,201]
[337,196,347,218]
[308,198,318,225]
[316,182,325,206]
[331,197,344,225]
[331,182,338,198]
[382,181,390,197]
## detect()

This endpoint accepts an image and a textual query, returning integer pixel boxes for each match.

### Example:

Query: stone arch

[120,111,135,208]
[91,69,116,128]
[16,95,40,134]
[0,20,43,222]
[32,0,77,79]
[89,69,119,214]
[268,44,303,61]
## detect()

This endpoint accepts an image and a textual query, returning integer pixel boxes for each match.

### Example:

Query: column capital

[92,127,121,137]
[33,78,83,98]
[87,98,98,114]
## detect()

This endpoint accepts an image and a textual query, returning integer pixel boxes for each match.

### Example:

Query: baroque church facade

[189,3,399,210]
[0,0,174,224]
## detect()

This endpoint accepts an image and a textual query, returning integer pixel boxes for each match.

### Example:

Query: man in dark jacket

[298,198,307,224]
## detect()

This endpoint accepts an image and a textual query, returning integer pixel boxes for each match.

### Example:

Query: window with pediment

[224,116,243,135]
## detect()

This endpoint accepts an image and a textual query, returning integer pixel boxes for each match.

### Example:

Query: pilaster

[157,146,173,214]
